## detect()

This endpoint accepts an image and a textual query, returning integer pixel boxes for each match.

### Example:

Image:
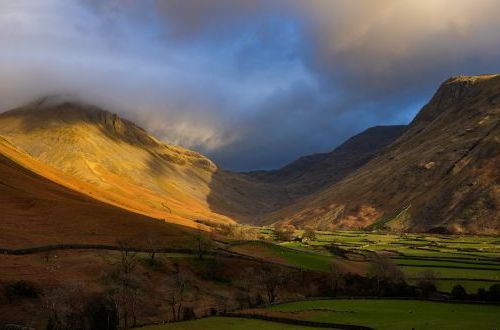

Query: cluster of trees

[43,286,118,330]
[451,283,500,301]
[212,224,260,240]
[3,241,197,330]
[230,256,415,309]
[275,225,296,241]
[3,281,39,303]
[206,222,318,243]
[274,225,316,242]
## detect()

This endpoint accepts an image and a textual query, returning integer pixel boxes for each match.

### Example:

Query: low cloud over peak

[1,0,499,170]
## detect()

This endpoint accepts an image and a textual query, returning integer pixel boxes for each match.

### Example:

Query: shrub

[86,296,119,330]
[197,257,231,283]
[182,307,196,321]
[451,284,467,299]
[417,270,437,297]
[477,288,488,301]
[489,284,500,301]
[4,281,39,303]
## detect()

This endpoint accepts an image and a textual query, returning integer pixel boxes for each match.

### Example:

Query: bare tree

[368,253,404,294]
[116,240,137,277]
[111,286,140,330]
[258,266,287,304]
[43,285,86,329]
[111,240,140,329]
[165,268,190,321]
[417,270,437,296]
[146,235,161,264]
[193,235,213,260]
[42,250,52,264]
[329,262,343,296]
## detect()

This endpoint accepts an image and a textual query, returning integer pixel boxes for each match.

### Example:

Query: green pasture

[402,265,500,280]
[393,257,500,269]
[137,317,317,330]
[230,229,500,294]
[137,300,499,330]
[229,241,334,272]
[266,299,500,330]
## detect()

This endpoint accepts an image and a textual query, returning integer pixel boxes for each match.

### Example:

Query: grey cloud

[137,0,500,170]
[1,0,500,170]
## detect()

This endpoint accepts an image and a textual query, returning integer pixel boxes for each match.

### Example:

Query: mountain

[0,97,291,229]
[1,74,498,235]
[265,74,500,234]
[247,125,407,199]
[0,136,193,248]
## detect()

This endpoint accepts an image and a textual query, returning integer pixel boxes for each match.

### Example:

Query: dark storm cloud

[150,0,500,170]
[1,1,500,170]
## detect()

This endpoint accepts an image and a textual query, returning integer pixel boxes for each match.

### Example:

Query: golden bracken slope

[0,136,195,248]
[0,97,292,231]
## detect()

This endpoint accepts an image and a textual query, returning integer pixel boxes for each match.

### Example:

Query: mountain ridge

[247,125,407,199]
[0,100,228,229]
[263,74,500,234]
[0,74,498,234]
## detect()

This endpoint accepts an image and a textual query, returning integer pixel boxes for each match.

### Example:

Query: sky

[1,0,499,171]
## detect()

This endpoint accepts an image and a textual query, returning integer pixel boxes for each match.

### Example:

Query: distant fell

[248,125,406,199]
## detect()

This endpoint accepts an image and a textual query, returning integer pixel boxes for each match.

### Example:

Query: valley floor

[252,229,500,294]
[1,229,499,328]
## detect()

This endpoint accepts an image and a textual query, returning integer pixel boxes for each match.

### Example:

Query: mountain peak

[33,94,85,108]
[411,73,500,128]
[1,97,161,149]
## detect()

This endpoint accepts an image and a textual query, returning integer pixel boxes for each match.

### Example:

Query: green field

[137,317,316,330]
[265,299,500,330]
[239,230,500,293]
[402,266,500,280]
[139,300,500,330]
[137,231,499,329]
[228,241,334,272]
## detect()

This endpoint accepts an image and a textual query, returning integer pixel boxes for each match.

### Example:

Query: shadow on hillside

[205,167,295,225]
